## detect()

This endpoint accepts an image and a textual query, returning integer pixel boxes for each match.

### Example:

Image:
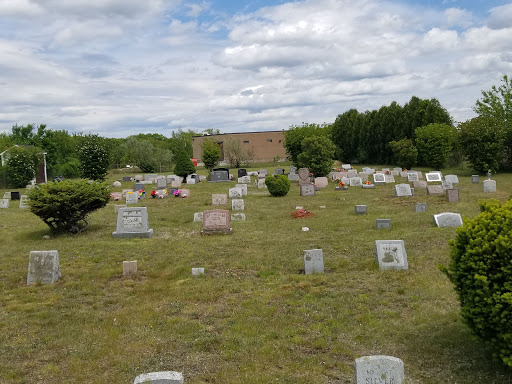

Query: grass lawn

[1,163,511,383]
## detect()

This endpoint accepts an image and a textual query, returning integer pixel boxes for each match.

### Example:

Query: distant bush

[5,146,39,188]
[265,174,290,197]
[50,159,81,179]
[77,135,111,180]
[29,180,110,234]
[389,138,417,169]
[174,150,195,178]
[297,135,335,177]
[442,199,512,366]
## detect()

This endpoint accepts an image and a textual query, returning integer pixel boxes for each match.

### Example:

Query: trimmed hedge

[265,174,290,197]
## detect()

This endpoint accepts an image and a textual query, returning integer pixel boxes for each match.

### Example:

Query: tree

[77,135,111,180]
[414,123,456,169]
[389,138,418,169]
[173,150,195,178]
[5,146,40,187]
[224,138,254,168]
[200,138,221,171]
[297,136,335,177]
[458,117,506,173]
[29,180,110,234]
[284,123,331,166]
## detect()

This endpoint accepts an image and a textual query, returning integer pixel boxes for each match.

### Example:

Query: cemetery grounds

[1,163,512,383]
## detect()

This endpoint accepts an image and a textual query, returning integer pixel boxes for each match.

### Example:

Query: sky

[0,0,511,138]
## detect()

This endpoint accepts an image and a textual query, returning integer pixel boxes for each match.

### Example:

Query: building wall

[192,131,287,163]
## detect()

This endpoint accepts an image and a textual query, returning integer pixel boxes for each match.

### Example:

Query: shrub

[389,138,418,169]
[173,150,195,178]
[28,180,110,234]
[5,146,40,187]
[442,199,512,366]
[265,174,290,197]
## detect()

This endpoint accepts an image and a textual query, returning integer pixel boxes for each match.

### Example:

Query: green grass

[1,163,512,383]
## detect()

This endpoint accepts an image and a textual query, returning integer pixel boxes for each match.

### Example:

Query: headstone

[342,164,351,170]
[447,189,459,202]
[275,168,284,175]
[186,174,197,184]
[300,184,315,196]
[257,178,267,189]
[133,371,184,384]
[399,171,408,178]
[385,174,396,183]
[229,187,243,199]
[414,203,427,212]
[0,199,10,208]
[212,194,228,205]
[194,212,203,222]
[362,183,375,189]
[11,191,20,200]
[374,240,408,270]
[238,169,247,178]
[114,204,127,213]
[290,165,296,173]
[19,195,29,208]
[407,173,419,182]
[157,178,167,189]
[445,174,459,184]
[235,184,248,196]
[347,170,358,178]
[412,180,427,189]
[373,173,386,185]
[358,172,369,182]
[192,268,205,276]
[376,219,391,229]
[288,172,299,181]
[393,167,402,172]
[232,199,244,211]
[178,188,190,198]
[354,355,405,384]
[144,174,157,181]
[122,189,131,198]
[441,180,453,190]
[483,179,496,193]
[472,175,479,184]
[426,172,442,182]
[209,170,229,182]
[2,192,9,199]
[382,168,390,173]
[390,170,399,176]
[395,184,412,197]
[126,193,138,204]
[27,250,61,284]
[171,179,182,188]
[238,175,251,184]
[340,177,350,185]
[201,210,232,235]
[112,181,122,188]
[434,212,463,227]
[133,183,145,192]
[427,185,444,195]
[231,213,246,221]
[362,167,374,174]
[111,192,123,201]
[350,177,363,187]
[314,177,328,188]
[112,207,153,238]
[298,168,311,185]
[122,176,132,182]
[355,205,367,215]
[303,249,324,274]
[134,175,143,182]
[123,261,137,276]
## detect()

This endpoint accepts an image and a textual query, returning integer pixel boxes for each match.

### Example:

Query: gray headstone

[298,168,311,185]
[122,176,132,182]
[171,180,182,188]
[385,174,396,183]
[114,204,127,213]
[373,173,386,185]
[212,194,228,205]
[27,250,61,284]
[231,213,246,221]
[134,175,143,182]
[393,167,402,172]
[483,179,496,193]
[376,219,391,229]
[358,172,369,182]
[194,212,203,222]
[395,184,412,197]
[231,199,245,211]
[441,180,453,190]
[202,210,232,235]
[350,177,363,187]
[314,177,328,188]
[19,195,30,208]
[300,184,315,196]
[446,189,459,202]
[290,165,296,173]
[3,192,10,199]
[133,183,145,192]
[472,175,479,184]
[0,199,10,208]
[275,168,284,175]
[126,193,138,204]
[303,249,324,274]
[434,212,463,227]
[229,187,243,199]
[445,174,459,184]
[210,170,229,182]
[355,205,367,215]
[427,185,444,195]
[414,203,427,212]
[342,164,351,170]
[237,176,251,184]
[412,180,427,189]
[354,355,405,384]
[426,172,442,182]
[288,172,299,181]
[407,173,419,182]
[257,178,267,189]
[123,260,137,276]
[192,268,205,276]
[375,240,408,270]
[235,184,248,196]
[157,178,168,189]
[133,371,184,384]
[112,207,153,238]
[144,174,157,181]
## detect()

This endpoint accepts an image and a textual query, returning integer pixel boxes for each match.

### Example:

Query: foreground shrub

[29,180,110,234]
[442,199,512,366]
[265,174,290,196]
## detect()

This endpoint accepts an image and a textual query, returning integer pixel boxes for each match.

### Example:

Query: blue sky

[0,0,511,137]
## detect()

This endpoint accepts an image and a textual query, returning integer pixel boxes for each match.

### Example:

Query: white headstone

[194,212,203,222]
[303,249,324,274]
[0,199,9,208]
[350,177,363,187]
[192,268,205,276]
[407,173,419,182]
[231,213,246,221]
[19,195,30,208]
[133,371,184,384]
[395,184,412,197]
[112,207,153,238]
[483,179,496,193]
[342,164,351,170]
[425,172,442,182]
[212,194,228,205]
[354,355,405,384]
[231,199,245,211]
[375,240,408,270]
[314,177,328,188]
[445,174,459,184]
[235,184,248,196]
[229,187,243,198]
[433,212,463,227]
[238,175,251,184]
[123,260,137,276]
[373,174,386,185]
[27,250,61,284]
[126,193,138,205]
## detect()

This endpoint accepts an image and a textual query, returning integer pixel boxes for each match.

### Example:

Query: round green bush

[265,174,290,197]
[442,199,512,366]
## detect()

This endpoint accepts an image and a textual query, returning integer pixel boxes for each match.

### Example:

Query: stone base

[362,184,375,189]
[201,228,233,235]
[112,229,153,239]
[335,186,348,190]
[208,180,231,183]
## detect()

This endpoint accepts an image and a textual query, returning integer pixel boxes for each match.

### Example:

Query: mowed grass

[1,163,512,383]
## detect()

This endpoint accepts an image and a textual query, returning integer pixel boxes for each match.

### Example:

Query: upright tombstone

[441,180,453,190]
[112,207,153,238]
[288,172,299,181]
[412,180,427,189]
[2,192,9,199]
[212,194,228,205]
[434,212,463,227]
[483,179,496,193]
[238,169,247,178]
[350,177,363,187]
[425,172,442,182]
[385,174,396,183]
[122,176,132,182]
[193,212,203,222]
[157,178,168,189]
[355,205,367,215]
[342,164,351,170]
[374,240,408,270]
[209,170,229,182]
[123,261,138,276]
[300,184,315,196]
[358,172,369,182]
[395,184,412,197]
[114,204,127,213]
[0,199,10,208]
[376,219,391,229]
[354,356,405,384]
[229,187,243,199]
[11,191,20,200]
[27,250,61,284]
[133,371,184,384]
[257,178,267,189]
[407,173,419,182]
[201,210,232,235]
[373,173,386,186]
[133,183,145,192]
[290,165,296,173]
[238,175,251,184]
[447,189,459,203]
[134,175,143,182]
[314,177,328,188]
[298,168,311,185]
[19,195,30,208]
[445,174,459,184]
[231,199,245,211]
[235,184,248,196]
[427,185,444,195]
[275,168,284,175]
[126,193,138,205]
[414,203,427,213]
[303,249,324,274]
[472,175,479,184]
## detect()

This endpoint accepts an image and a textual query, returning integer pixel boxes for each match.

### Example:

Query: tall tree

[415,123,456,169]
[77,135,111,180]
[284,123,331,166]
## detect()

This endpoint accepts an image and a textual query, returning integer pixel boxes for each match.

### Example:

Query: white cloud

[487,3,512,29]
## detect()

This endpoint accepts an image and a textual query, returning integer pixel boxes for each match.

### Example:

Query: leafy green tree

[224,138,254,168]
[200,138,221,171]
[389,138,418,169]
[173,150,195,178]
[297,136,335,177]
[284,123,331,166]
[77,135,111,180]
[458,117,506,173]
[5,146,40,187]
[29,180,110,234]
[414,123,456,169]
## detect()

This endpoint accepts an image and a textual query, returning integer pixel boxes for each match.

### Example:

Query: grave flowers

[150,190,158,198]
[110,193,121,201]
[364,180,371,185]
[138,189,145,199]
[336,181,348,191]
[174,189,181,197]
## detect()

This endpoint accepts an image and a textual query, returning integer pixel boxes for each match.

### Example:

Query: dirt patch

[292,209,315,218]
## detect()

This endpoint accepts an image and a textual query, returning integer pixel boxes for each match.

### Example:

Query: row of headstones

[194,192,248,223]
[122,174,200,185]
[131,355,404,383]
[0,194,29,208]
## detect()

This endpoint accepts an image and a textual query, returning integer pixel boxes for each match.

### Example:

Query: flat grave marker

[375,240,408,270]
[300,184,315,196]
[133,371,184,384]
[434,212,463,227]
[427,185,444,195]
[376,219,391,229]
[447,189,459,203]
[395,184,412,197]
[414,203,427,212]
[212,194,228,205]
[426,172,442,182]
[354,355,405,384]
[355,205,367,215]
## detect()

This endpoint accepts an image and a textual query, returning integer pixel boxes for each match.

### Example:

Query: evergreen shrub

[265,174,290,197]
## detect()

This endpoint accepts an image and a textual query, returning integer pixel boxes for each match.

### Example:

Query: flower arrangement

[338,181,346,187]
[403,169,408,172]
[150,190,158,198]
[385,170,390,174]
[364,180,372,185]
[174,189,181,197]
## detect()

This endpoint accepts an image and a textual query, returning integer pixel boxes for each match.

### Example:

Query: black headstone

[210,170,229,182]
[238,169,247,178]
[11,191,20,200]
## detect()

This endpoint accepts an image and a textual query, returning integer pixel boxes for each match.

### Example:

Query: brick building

[192,130,287,163]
